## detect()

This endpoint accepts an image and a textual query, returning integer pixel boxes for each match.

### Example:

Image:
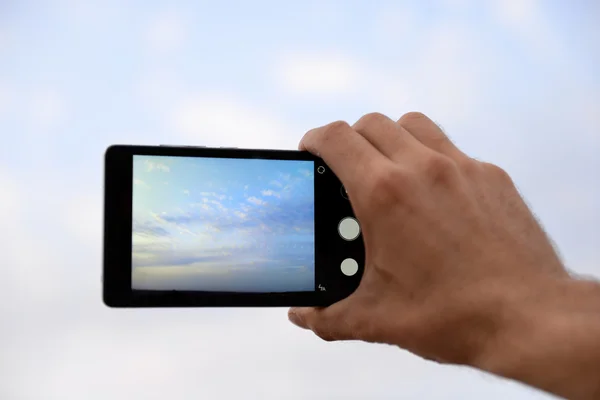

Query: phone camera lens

[317,166,326,174]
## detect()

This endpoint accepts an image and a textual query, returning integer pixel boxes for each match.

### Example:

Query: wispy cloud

[299,169,312,178]
[133,219,170,238]
[209,199,227,211]
[234,211,247,219]
[134,178,149,187]
[200,191,227,200]
[150,211,197,237]
[260,189,280,198]
[145,159,170,172]
[247,196,266,206]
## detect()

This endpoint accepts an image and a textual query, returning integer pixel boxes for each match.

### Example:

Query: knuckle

[482,162,513,185]
[457,157,484,178]
[354,112,389,130]
[399,111,429,125]
[363,167,412,207]
[423,154,459,185]
[302,120,350,153]
[323,120,351,137]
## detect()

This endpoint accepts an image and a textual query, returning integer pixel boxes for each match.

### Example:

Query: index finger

[299,121,388,193]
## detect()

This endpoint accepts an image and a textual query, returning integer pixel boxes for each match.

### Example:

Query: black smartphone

[103,145,365,307]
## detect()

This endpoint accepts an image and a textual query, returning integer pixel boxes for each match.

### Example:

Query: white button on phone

[338,217,360,241]
[340,258,359,276]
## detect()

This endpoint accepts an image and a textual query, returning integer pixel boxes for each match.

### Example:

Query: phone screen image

[131,155,316,293]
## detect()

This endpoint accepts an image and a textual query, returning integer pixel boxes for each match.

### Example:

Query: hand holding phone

[286,113,600,400]
[103,145,364,307]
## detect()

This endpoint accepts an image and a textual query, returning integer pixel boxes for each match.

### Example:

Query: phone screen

[131,155,316,293]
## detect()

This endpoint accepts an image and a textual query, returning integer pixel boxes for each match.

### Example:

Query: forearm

[474,277,600,400]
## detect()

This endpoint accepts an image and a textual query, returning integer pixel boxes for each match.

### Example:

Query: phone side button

[159,145,207,148]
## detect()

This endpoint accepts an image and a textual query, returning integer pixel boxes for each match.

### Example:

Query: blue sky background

[131,155,315,292]
[0,0,598,399]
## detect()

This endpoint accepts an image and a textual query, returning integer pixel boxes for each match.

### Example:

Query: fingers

[351,112,422,162]
[299,121,390,193]
[397,112,466,161]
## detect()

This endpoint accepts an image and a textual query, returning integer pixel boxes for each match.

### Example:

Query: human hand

[288,112,570,365]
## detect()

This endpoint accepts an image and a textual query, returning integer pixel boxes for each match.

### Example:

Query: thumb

[288,307,314,330]
[287,301,358,342]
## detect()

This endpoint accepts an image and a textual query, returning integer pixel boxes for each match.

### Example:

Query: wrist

[473,276,600,399]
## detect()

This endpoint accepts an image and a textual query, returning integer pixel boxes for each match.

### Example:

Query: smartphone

[103,145,364,307]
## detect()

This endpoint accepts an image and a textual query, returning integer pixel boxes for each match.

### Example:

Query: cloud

[145,10,187,53]
[171,93,298,149]
[133,247,240,269]
[260,189,280,198]
[149,211,198,237]
[247,196,266,206]
[273,53,363,96]
[234,211,247,219]
[209,199,227,211]
[183,189,189,195]
[133,219,170,238]
[200,192,227,201]
[157,194,314,238]
[198,203,213,211]
[134,179,149,187]
[299,169,312,178]
[145,159,170,172]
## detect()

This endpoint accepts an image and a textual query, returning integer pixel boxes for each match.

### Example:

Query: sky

[0,0,598,399]
[132,155,315,292]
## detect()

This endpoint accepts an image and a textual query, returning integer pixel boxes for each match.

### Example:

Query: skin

[288,112,600,400]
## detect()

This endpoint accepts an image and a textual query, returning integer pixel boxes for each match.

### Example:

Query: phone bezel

[103,145,364,307]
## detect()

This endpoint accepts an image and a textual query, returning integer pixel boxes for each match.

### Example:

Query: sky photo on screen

[131,155,315,292]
